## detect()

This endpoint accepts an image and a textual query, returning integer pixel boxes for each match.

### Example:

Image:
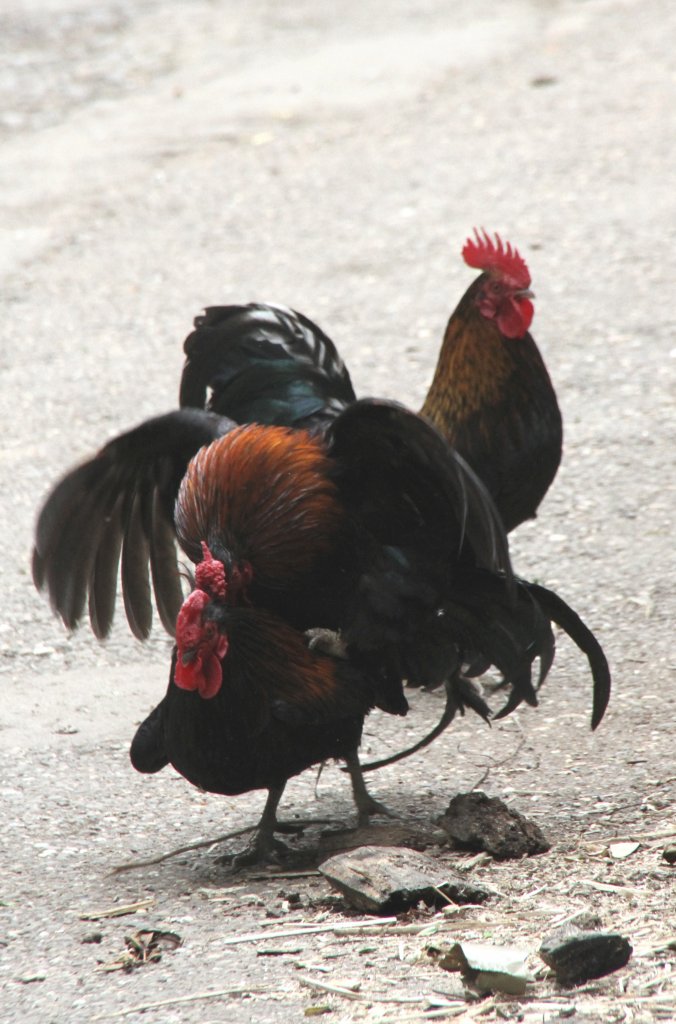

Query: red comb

[462,228,531,289]
[195,542,227,599]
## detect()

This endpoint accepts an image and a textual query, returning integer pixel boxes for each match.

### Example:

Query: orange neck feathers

[175,425,344,586]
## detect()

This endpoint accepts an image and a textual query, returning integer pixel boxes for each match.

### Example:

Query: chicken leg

[343,749,395,826]
[231,784,288,867]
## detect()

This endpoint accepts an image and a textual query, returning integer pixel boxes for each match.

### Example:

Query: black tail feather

[180,303,356,429]
[358,578,609,774]
[519,581,611,730]
[358,673,492,773]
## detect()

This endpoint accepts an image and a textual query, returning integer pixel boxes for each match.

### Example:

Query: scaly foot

[343,749,397,827]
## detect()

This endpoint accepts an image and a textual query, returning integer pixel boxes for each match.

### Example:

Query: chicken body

[131,610,375,861]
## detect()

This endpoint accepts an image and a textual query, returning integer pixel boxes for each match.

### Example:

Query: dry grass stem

[111,826,258,872]
[112,819,340,873]
[577,879,647,897]
[79,898,155,920]
[90,987,265,1020]
[221,917,399,945]
[298,975,445,1006]
[580,829,676,845]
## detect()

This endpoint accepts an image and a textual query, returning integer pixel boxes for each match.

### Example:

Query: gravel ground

[1,0,675,1021]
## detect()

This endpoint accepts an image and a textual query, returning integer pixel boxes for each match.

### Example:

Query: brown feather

[175,425,344,587]
[421,275,562,532]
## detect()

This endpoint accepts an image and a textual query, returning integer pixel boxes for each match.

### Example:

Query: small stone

[438,792,550,859]
[539,927,632,986]
[319,846,493,913]
[609,841,639,859]
[81,932,103,944]
[555,911,604,933]
[662,845,676,865]
[32,643,56,657]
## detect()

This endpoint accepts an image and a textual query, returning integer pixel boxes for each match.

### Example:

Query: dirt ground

[1,0,675,1021]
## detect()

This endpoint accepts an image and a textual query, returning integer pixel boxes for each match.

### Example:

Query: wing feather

[33,409,231,638]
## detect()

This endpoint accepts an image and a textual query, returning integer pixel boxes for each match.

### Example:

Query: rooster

[127,401,567,860]
[421,228,563,533]
[33,383,575,859]
[32,296,609,857]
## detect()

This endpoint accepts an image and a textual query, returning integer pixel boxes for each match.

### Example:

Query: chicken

[421,229,563,533]
[32,297,609,859]
[128,401,566,860]
[131,575,378,864]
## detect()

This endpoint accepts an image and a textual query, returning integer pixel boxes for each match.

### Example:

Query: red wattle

[174,656,200,691]
[197,653,224,699]
[497,296,534,339]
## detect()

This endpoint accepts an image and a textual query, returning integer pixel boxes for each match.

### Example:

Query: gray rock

[319,845,493,913]
[539,926,632,986]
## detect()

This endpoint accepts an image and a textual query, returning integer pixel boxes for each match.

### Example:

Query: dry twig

[91,987,265,1020]
[469,728,528,791]
[112,819,338,873]
[79,898,155,920]
[221,917,398,945]
[578,878,646,897]
[298,975,451,1006]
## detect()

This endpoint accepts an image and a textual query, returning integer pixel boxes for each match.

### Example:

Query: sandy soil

[1,0,675,1021]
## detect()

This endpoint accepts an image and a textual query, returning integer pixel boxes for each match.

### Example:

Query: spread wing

[33,409,233,639]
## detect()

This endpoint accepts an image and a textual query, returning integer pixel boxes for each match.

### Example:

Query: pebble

[539,924,632,986]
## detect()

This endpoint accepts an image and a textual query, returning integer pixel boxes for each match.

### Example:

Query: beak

[181,648,197,666]
[515,288,534,300]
